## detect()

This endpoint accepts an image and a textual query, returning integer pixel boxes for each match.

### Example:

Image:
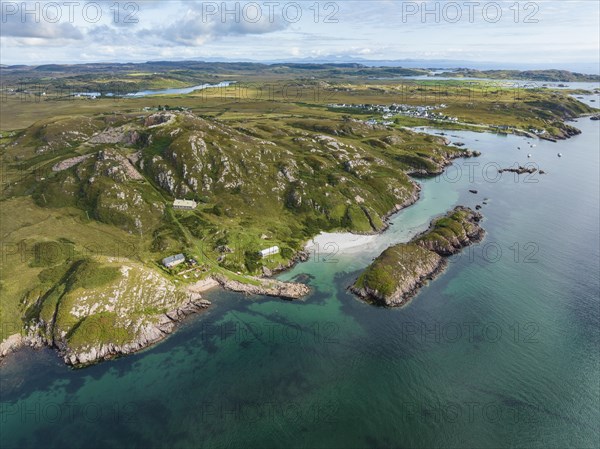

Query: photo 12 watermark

[398,399,542,424]
[1,1,140,24]
[199,1,340,24]
[397,320,540,344]
[0,239,139,264]
[400,1,540,24]
[196,399,339,424]
[0,400,139,424]
[199,319,340,345]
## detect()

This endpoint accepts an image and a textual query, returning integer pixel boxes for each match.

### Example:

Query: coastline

[0,270,312,367]
[0,277,219,367]
[350,206,486,307]
[1,111,589,368]
[0,154,470,367]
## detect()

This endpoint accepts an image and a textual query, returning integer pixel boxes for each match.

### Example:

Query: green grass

[67,312,135,349]
[0,69,591,349]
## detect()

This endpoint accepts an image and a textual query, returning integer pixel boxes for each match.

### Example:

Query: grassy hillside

[0,70,594,351]
[1,106,469,342]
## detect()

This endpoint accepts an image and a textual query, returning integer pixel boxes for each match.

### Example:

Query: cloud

[1,14,83,40]
[0,0,598,67]
[138,6,288,46]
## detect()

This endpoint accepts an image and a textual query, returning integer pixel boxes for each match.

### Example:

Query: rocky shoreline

[63,294,213,367]
[0,163,437,367]
[1,288,213,367]
[0,273,312,367]
[407,149,482,178]
[214,275,310,300]
[0,151,478,368]
[351,206,485,307]
[59,272,311,366]
[262,250,310,277]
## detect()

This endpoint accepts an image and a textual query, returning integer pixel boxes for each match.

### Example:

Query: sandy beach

[305,231,380,256]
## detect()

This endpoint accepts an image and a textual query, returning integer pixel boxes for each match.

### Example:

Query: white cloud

[0,0,597,68]
[138,7,288,46]
[1,12,83,39]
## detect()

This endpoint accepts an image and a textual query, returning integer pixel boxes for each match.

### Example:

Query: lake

[73,81,234,99]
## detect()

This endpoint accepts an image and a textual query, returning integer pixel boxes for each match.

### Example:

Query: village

[329,102,460,125]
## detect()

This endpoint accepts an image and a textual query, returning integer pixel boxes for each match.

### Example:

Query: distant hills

[1,60,599,82]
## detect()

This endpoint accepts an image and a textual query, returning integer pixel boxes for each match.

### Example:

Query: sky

[1,0,599,71]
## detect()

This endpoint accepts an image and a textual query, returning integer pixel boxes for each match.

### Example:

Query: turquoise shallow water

[1,116,598,449]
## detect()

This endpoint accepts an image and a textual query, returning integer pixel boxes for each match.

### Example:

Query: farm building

[259,246,280,258]
[162,254,186,268]
[173,199,197,210]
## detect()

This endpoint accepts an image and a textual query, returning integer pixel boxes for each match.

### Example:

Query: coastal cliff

[0,263,309,367]
[351,207,484,307]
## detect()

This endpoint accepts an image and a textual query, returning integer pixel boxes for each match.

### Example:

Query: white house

[162,254,186,268]
[259,246,280,258]
[173,199,197,210]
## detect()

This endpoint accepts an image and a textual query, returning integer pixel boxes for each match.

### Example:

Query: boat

[558,153,563,157]
[527,154,532,158]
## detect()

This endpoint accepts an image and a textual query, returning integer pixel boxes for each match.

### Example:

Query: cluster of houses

[162,246,280,271]
[329,103,459,123]
[164,198,280,273]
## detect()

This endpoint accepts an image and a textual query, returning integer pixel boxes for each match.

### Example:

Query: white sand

[305,231,379,256]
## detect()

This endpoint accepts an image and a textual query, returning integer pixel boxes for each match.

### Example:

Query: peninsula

[351,206,485,306]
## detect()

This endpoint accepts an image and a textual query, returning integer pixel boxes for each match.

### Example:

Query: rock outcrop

[2,259,214,368]
[62,295,211,367]
[214,275,310,300]
[407,149,482,177]
[498,166,543,175]
[2,269,309,367]
[52,154,94,172]
[414,206,485,256]
[0,334,25,359]
[351,206,484,307]
[89,127,141,145]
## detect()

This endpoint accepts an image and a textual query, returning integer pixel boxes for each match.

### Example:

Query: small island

[351,206,485,307]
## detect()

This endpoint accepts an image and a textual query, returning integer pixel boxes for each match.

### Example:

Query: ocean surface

[1,110,599,448]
